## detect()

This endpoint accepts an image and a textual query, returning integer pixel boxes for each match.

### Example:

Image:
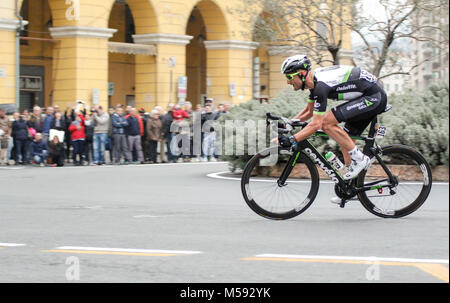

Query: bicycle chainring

[334,184,356,200]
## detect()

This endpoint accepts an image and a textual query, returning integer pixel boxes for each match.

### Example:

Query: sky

[351,0,387,48]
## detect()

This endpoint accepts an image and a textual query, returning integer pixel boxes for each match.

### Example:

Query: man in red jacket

[68,112,85,165]
[172,104,189,122]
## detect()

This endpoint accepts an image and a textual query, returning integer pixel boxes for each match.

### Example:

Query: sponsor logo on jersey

[346,102,364,110]
[360,69,377,83]
[346,99,375,111]
[365,99,373,107]
[336,84,356,91]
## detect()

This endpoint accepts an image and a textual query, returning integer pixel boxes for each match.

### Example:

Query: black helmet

[281,55,311,74]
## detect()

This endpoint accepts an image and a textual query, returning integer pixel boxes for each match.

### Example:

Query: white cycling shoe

[343,156,371,180]
[330,196,342,204]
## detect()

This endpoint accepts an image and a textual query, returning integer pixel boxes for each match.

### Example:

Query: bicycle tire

[357,145,432,218]
[241,147,320,220]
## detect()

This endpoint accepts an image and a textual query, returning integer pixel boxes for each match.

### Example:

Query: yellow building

[0,0,354,112]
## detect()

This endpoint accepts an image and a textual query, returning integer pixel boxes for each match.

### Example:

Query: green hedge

[218,82,449,171]
[379,81,449,167]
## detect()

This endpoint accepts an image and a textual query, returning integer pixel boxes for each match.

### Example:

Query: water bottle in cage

[325,151,344,171]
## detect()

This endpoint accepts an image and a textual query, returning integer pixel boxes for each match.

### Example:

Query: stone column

[133,33,192,110]
[49,26,117,110]
[204,40,259,105]
[0,19,25,106]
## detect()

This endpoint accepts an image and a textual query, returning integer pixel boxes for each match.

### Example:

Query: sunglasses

[285,71,301,81]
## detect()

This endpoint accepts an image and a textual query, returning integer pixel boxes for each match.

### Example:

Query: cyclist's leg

[340,119,374,165]
[321,111,356,160]
[334,92,387,178]
[340,139,356,166]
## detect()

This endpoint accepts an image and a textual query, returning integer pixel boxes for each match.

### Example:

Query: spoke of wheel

[247,162,315,215]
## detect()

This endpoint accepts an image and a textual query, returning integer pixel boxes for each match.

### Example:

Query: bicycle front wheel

[241,147,320,220]
[357,145,432,218]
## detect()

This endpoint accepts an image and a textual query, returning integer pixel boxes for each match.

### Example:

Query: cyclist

[279,55,387,201]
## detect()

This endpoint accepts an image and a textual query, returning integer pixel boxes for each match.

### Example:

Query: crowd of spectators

[0,98,229,167]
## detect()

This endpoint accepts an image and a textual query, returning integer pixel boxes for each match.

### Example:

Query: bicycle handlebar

[266,112,308,134]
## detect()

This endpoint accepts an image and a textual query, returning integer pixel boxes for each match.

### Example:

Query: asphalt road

[0,162,448,283]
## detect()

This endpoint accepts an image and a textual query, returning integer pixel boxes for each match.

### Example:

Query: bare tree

[238,0,353,66]
[348,0,449,78]
[237,0,448,79]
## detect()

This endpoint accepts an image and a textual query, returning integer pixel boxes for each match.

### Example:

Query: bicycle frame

[277,115,398,198]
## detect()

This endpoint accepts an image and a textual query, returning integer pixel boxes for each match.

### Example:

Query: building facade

[0,0,354,112]
[410,4,449,91]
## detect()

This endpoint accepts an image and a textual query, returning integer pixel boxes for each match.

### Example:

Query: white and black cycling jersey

[308,65,379,115]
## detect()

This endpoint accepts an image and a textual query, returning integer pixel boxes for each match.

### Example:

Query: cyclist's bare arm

[294,102,314,122]
[292,113,325,143]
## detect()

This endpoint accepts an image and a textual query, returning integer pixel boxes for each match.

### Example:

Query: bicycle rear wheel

[241,147,320,220]
[357,145,432,218]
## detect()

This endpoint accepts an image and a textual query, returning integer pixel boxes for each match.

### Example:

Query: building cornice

[133,33,193,45]
[0,19,28,31]
[49,26,117,39]
[204,40,259,50]
[108,42,156,55]
[267,45,307,56]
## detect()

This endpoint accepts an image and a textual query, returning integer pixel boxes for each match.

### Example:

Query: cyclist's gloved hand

[278,135,292,148]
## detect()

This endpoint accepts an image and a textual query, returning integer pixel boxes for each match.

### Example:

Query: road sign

[108,82,114,96]
[168,56,177,68]
[229,82,236,97]
[92,88,100,105]
[178,76,187,99]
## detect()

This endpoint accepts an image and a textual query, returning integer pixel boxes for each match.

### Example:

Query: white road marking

[207,171,449,185]
[54,246,202,255]
[208,171,331,184]
[253,254,449,264]
[0,167,24,170]
[133,215,166,218]
[51,162,228,169]
[0,243,26,247]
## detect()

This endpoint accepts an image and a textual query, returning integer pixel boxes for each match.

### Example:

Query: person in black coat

[11,113,31,164]
[161,105,175,162]
[49,135,65,167]
[50,111,66,131]
[84,113,94,165]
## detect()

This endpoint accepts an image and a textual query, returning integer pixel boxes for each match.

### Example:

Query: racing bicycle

[241,108,433,219]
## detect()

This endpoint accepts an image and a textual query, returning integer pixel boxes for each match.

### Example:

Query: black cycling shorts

[332,84,387,136]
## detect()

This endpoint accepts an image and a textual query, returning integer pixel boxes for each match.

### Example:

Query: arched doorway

[186,6,207,107]
[19,0,54,112]
[107,0,158,111]
[185,0,230,107]
[108,1,136,109]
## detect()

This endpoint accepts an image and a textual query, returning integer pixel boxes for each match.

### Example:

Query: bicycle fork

[277,149,300,187]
